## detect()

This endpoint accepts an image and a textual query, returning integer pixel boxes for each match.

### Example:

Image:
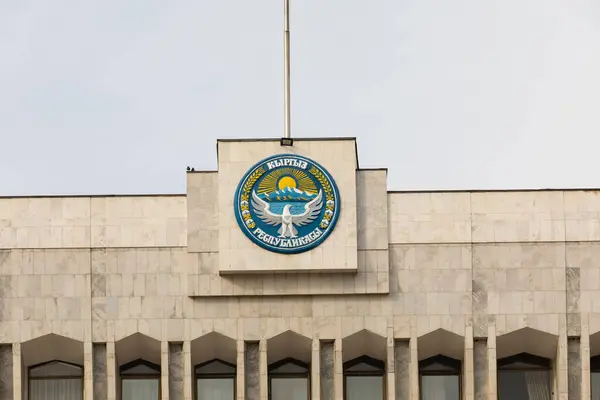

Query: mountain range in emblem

[258,186,317,202]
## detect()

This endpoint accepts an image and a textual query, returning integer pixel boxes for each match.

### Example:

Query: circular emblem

[234,154,341,254]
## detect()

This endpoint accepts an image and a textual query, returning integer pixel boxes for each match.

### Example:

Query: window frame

[343,355,386,400]
[194,358,236,400]
[497,352,552,400]
[418,354,462,400]
[28,360,84,400]
[591,355,600,399]
[268,357,311,400]
[119,358,161,400]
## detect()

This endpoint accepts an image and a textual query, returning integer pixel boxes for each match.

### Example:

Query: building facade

[0,137,598,400]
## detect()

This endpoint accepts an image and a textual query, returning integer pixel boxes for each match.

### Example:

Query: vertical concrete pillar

[394,340,409,400]
[11,343,20,400]
[168,342,184,400]
[106,342,116,400]
[581,314,591,400]
[320,341,334,400]
[568,337,582,400]
[183,341,192,400]
[244,341,260,400]
[0,344,13,400]
[555,329,569,400]
[473,339,487,400]
[334,337,343,400]
[463,326,474,400]
[84,342,93,400]
[311,338,320,400]
[236,340,245,400]
[93,343,108,400]
[409,321,419,400]
[161,341,169,400]
[487,326,497,400]
[386,328,396,400]
[259,339,267,400]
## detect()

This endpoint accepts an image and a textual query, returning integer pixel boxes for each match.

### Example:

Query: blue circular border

[234,154,341,254]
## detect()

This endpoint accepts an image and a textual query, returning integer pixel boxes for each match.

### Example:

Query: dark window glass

[195,359,236,400]
[419,355,461,400]
[497,353,551,400]
[344,356,385,400]
[29,360,83,400]
[269,358,309,400]
[120,359,161,400]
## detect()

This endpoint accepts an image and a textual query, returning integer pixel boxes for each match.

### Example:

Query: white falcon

[251,189,323,238]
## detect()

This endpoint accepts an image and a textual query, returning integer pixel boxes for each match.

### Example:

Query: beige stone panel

[217,139,358,273]
[1,197,92,249]
[565,191,600,241]
[388,192,472,244]
[191,249,387,297]
[91,196,187,248]
[186,171,218,252]
[471,191,565,242]
[356,170,388,250]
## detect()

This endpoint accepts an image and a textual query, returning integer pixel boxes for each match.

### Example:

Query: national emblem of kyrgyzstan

[234,154,340,254]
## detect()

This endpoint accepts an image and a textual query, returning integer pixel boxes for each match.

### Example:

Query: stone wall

[1,139,600,398]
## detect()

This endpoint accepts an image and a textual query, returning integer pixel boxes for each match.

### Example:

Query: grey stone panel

[320,341,334,400]
[394,340,409,400]
[168,342,184,400]
[566,267,580,313]
[473,339,487,400]
[244,342,260,400]
[0,345,12,400]
[92,343,107,400]
[567,338,581,400]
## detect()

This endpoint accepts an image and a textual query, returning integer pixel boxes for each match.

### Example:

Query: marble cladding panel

[394,340,409,400]
[0,345,12,400]
[186,172,218,253]
[169,342,184,400]
[0,197,91,249]
[473,339,487,400]
[472,243,566,336]
[356,170,388,251]
[217,139,358,273]
[567,337,581,400]
[568,243,600,321]
[244,342,260,400]
[319,341,334,400]
[470,191,565,242]
[0,196,187,249]
[93,343,107,400]
[564,191,600,241]
[189,249,388,297]
[91,196,187,248]
[388,192,472,244]
[389,244,472,332]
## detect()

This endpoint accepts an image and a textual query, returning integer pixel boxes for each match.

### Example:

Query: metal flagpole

[284,0,291,139]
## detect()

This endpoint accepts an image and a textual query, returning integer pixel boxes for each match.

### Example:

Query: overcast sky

[1,1,599,196]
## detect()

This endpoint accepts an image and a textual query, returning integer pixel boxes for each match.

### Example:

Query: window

[497,353,552,400]
[343,355,385,400]
[419,355,461,400]
[269,358,310,400]
[29,360,83,400]
[120,359,161,400]
[592,356,600,400]
[195,359,236,400]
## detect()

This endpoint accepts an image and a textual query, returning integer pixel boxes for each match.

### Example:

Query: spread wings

[292,189,323,226]
[251,191,282,226]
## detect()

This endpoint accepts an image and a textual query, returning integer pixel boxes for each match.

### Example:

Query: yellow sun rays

[256,167,318,195]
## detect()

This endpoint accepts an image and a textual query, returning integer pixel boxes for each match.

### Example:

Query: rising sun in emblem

[277,176,297,190]
[256,167,317,195]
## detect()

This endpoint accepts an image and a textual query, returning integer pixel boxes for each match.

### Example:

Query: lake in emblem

[234,154,341,254]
